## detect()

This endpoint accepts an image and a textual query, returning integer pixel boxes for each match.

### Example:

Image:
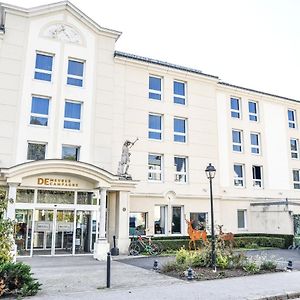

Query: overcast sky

[3,0,300,99]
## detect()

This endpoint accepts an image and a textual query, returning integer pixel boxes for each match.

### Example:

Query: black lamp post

[205,163,216,272]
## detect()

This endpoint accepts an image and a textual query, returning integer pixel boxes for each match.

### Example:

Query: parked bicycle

[128,235,162,256]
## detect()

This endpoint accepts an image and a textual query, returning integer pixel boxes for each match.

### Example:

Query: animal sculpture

[217,225,234,248]
[186,219,207,250]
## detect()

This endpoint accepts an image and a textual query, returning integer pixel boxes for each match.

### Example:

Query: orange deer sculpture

[217,225,234,247]
[186,219,207,250]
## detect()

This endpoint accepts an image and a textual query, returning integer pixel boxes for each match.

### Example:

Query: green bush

[0,262,41,298]
[243,261,260,274]
[260,261,277,271]
[216,253,229,269]
[234,236,285,249]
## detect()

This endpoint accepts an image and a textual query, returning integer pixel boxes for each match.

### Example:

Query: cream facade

[0,1,299,258]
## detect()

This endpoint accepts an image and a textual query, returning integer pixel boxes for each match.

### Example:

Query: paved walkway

[19,254,300,300]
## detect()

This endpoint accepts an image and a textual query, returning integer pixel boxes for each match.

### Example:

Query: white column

[99,188,107,239]
[6,183,18,220]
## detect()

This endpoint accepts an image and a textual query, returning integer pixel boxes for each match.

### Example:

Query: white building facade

[0,1,299,258]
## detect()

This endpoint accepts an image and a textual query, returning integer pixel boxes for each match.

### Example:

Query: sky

[3,0,300,100]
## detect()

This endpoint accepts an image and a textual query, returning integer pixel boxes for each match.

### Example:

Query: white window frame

[230,97,241,119]
[288,109,297,129]
[290,138,299,159]
[30,95,50,127]
[252,165,263,188]
[248,100,258,122]
[64,100,82,131]
[233,164,245,188]
[148,153,163,182]
[154,205,168,235]
[34,52,54,81]
[174,156,188,183]
[250,132,261,155]
[27,141,47,161]
[149,75,162,101]
[148,113,163,141]
[237,209,247,230]
[62,145,80,161]
[173,80,186,105]
[171,206,183,235]
[67,58,85,87]
[232,129,243,152]
[293,169,300,189]
[174,117,187,143]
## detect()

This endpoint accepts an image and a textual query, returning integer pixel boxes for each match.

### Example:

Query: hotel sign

[37,177,79,187]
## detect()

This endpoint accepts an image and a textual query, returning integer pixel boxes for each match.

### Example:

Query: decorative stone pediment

[43,24,83,45]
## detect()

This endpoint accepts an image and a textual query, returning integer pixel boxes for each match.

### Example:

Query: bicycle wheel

[150,243,160,256]
[128,241,141,256]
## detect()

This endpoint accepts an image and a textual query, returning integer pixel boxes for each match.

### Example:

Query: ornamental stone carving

[43,24,82,44]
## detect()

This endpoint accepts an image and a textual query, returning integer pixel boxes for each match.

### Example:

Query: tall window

[252,165,263,188]
[171,206,182,234]
[248,101,258,121]
[234,164,245,187]
[62,145,80,161]
[288,109,297,128]
[149,76,162,100]
[174,156,187,183]
[34,53,53,81]
[250,132,261,154]
[174,81,186,105]
[129,212,147,236]
[190,212,207,230]
[232,130,242,152]
[230,97,241,118]
[30,96,49,126]
[64,101,82,130]
[148,154,162,181]
[237,210,247,229]
[148,114,162,140]
[67,59,84,87]
[154,206,167,234]
[174,118,187,143]
[290,139,299,159]
[293,170,300,189]
[27,143,46,160]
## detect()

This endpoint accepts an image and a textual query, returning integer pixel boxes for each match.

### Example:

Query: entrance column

[93,187,110,260]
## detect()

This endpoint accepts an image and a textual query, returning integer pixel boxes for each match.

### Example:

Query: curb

[251,291,300,300]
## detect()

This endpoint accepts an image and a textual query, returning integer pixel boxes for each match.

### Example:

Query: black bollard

[287,260,293,271]
[153,260,158,271]
[187,267,194,281]
[107,252,111,288]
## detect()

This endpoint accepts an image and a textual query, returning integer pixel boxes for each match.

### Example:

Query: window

[129,212,147,236]
[250,132,261,154]
[230,97,241,118]
[174,156,187,183]
[172,206,182,234]
[290,139,299,159]
[64,101,82,130]
[67,59,84,87]
[252,165,263,188]
[293,170,300,189]
[237,210,247,229]
[149,76,162,100]
[154,206,167,234]
[232,130,242,152]
[248,101,258,121]
[288,109,297,128]
[234,164,245,187]
[62,145,80,161]
[148,154,162,181]
[174,81,186,105]
[30,96,49,126]
[34,53,53,81]
[190,212,207,230]
[27,143,46,160]
[174,118,187,142]
[148,114,162,140]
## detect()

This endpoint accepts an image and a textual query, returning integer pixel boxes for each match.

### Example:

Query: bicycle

[128,235,161,256]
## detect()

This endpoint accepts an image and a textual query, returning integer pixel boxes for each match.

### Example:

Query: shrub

[260,261,277,271]
[0,262,41,298]
[234,236,285,249]
[216,253,229,269]
[243,261,260,274]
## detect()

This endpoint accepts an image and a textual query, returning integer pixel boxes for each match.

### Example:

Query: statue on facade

[117,138,139,179]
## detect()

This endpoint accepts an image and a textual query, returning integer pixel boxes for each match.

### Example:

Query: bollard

[187,267,194,281]
[107,252,111,288]
[287,260,293,272]
[153,260,158,271]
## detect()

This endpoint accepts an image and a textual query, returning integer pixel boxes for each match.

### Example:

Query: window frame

[233,164,245,188]
[232,129,243,152]
[237,209,247,230]
[27,142,47,161]
[293,169,300,189]
[149,75,162,101]
[290,138,299,159]
[148,113,163,140]
[252,165,263,188]
[148,153,163,182]
[174,117,187,143]
[173,80,186,105]
[288,109,297,129]
[129,212,148,236]
[154,205,168,235]
[62,145,80,161]
[171,206,183,234]
[230,97,241,119]
[248,100,259,122]
[67,58,85,87]
[34,52,54,82]
[30,95,50,127]
[250,132,261,155]
[63,100,82,131]
[174,156,188,183]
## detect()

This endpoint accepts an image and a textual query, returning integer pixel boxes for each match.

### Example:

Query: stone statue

[117,138,138,178]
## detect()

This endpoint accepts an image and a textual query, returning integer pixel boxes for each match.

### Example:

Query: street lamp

[205,163,216,272]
